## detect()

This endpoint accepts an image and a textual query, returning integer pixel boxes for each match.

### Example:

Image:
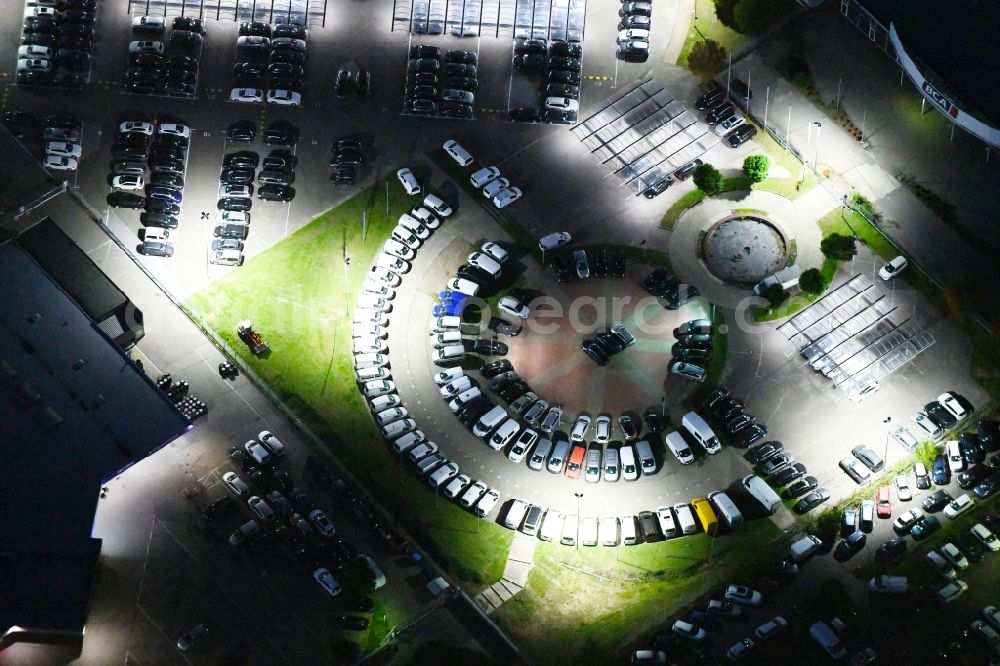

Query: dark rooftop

[0,240,188,641]
[860,0,1000,125]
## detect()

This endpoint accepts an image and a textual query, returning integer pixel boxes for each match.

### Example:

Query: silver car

[524,399,549,424]
[584,447,602,483]
[540,406,562,434]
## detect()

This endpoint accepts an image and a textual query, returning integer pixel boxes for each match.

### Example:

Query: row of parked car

[581,322,637,366]
[548,246,625,283]
[127,16,205,97]
[39,113,83,172]
[17,0,95,88]
[231,21,308,107]
[102,120,191,257]
[616,0,650,62]
[329,137,362,185]
[695,85,758,148]
[668,317,714,382]
[405,45,478,118]
[510,38,582,124]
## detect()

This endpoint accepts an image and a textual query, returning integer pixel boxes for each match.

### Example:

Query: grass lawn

[660,176,751,230]
[752,128,818,199]
[496,518,786,664]
[186,175,513,590]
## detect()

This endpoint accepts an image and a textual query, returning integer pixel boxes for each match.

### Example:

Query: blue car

[149,186,182,203]
[931,454,950,485]
[432,295,469,318]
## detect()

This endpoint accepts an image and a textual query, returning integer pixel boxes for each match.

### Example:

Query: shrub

[915,441,938,469]
[798,267,825,294]
[760,282,788,306]
[713,0,740,30]
[693,164,724,195]
[820,233,857,261]
[742,154,770,183]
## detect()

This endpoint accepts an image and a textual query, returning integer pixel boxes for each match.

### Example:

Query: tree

[688,39,727,81]
[798,267,825,294]
[742,154,770,183]
[915,441,937,469]
[735,0,788,35]
[820,233,857,261]
[693,164,724,195]
[760,282,787,306]
[713,0,740,30]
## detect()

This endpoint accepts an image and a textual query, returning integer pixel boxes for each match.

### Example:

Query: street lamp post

[813,121,823,173]
[574,492,583,551]
[883,416,892,467]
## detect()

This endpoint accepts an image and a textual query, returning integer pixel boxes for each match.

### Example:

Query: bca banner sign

[921,81,959,119]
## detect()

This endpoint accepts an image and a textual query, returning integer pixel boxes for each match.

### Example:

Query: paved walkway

[475,533,538,614]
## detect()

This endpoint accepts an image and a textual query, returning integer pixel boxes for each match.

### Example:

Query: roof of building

[860,0,1000,125]
[0,240,188,637]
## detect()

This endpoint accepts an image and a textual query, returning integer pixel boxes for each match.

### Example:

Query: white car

[368,266,401,287]
[724,585,762,606]
[892,508,923,533]
[440,377,472,399]
[474,488,501,517]
[119,121,154,135]
[594,414,611,443]
[230,87,264,103]
[544,97,579,112]
[714,113,746,136]
[112,174,144,191]
[222,471,250,496]
[618,29,650,42]
[911,411,943,440]
[483,177,510,198]
[433,367,465,386]
[132,16,166,31]
[538,231,572,251]
[971,524,1000,552]
[410,206,440,229]
[17,58,52,72]
[158,123,191,138]
[481,242,509,264]
[570,415,591,442]
[267,89,302,106]
[396,168,420,195]
[460,480,488,508]
[944,493,974,519]
[44,155,78,171]
[878,255,908,280]
[218,210,250,224]
[498,296,529,319]
[245,439,271,465]
[313,567,342,597]
[18,45,51,59]
[671,620,706,642]
[937,391,970,421]
[493,186,523,209]
[383,239,416,261]
[894,474,912,501]
[443,474,471,500]
[398,213,430,239]
[423,193,453,217]
[258,430,286,456]
[46,141,82,158]
[888,425,918,451]
[375,406,406,426]
[937,580,968,603]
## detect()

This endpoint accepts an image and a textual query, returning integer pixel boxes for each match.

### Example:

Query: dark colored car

[760,456,792,481]
[141,212,178,229]
[874,536,907,562]
[331,165,357,184]
[488,317,521,337]
[581,340,609,366]
[974,472,1000,499]
[910,515,940,541]
[833,530,867,562]
[259,170,295,185]
[114,146,148,161]
[513,53,546,71]
[335,69,354,97]
[151,159,185,175]
[706,103,735,124]
[221,168,255,185]
[921,488,952,513]
[151,146,184,163]
[408,71,438,86]
[549,70,582,85]
[771,463,807,487]
[643,409,668,435]
[405,99,437,115]
[851,445,885,472]
[546,83,579,99]
[407,58,439,73]
[442,102,473,119]
[168,55,198,71]
[173,17,205,34]
[146,198,180,215]
[618,414,640,440]
[224,151,260,170]
[164,82,196,97]
[978,419,1000,453]
[925,401,957,429]
[270,48,306,65]
[356,68,371,98]
[228,446,256,473]
[695,87,725,110]
[931,454,951,486]
[549,56,581,72]
[643,175,673,198]
[784,475,819,499]
[408,84,436,100]
[746,440,783,466]
[727,124,757,148]
[498,381,530,402]
[591,249,608,278]
[472,339,508,356]
[507,107,541,123]
[481,360,513,378]
[234,61,264,77]
[227,121,255,142]
[258,184,295,202]
[673,159,703,181]
[106,192,145,209]
[957,533,985,564]
[219,197,252,212]
[712,397,744,421]
[263,128,297,146]
[676,334,712,350]
[551,254,575,282]
[595,332,626,355]
[156,134,189,151]
[265,149,296,170]
[550,41,583,58]
[958,433,984,466]
[725,413,755,436]
[515,39,547,55]
[446,50,477,65]
[793,488,830,514]
[203,495,235,521]
[410,44,440,59]
[331,615,369,631]
[958,465,990,490]
[240,21,271,36]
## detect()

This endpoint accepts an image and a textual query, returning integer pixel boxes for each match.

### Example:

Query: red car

[876,486,892,519]
[565,445,586,479]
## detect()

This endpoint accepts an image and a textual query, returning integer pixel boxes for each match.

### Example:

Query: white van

[742,474,782,514]
[681,411,721,454]
[381,419,416,440]
[790,534,823,562]
[443,139,473,167]
[398,213,430,239]
[449,388,482,413]
[599,516,620,546]
[809,621,847,660]
[634,439,656,475]
[621,515,640,545]
[430,315,461,332]
[467,251,502,277]
[560,514,579,546]
[432,331,463,348]
[620,445,639,481]
[470,166,500,188]
[473,405,508,438]
[447,277,480,296]
[664,431,695,464]
[504,499,529,530]
[673,503,697,535]
[579,516,599,546]
[708,491,744,531]
[539,511,563,541]
[364,556,387,589]
[432,344,465,366]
